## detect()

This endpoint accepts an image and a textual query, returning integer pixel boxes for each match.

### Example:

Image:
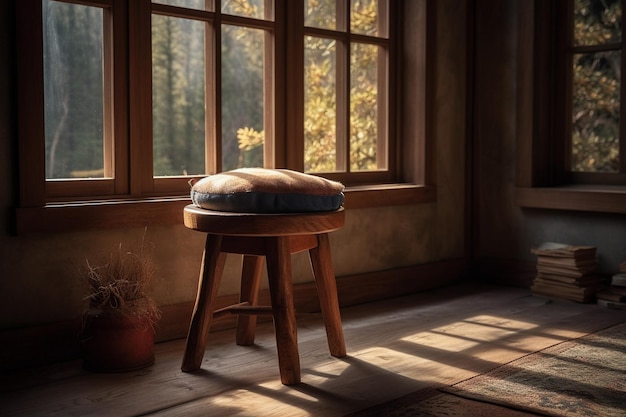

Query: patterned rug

[345,388,537,416]
[443,322,626,417]
[347,322,626,417]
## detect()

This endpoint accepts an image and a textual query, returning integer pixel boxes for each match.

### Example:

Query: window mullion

[130,0,154,196]
[207,18,219,174]
[341,0,349,172]
[285,0,304,171]
[263,26,275,168]
[337,36,349,172]
[377,44,388,170]
[111,0,130,195]
[102,6,114,178]
[619,11,626,174]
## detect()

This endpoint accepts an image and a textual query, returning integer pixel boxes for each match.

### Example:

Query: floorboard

[2,283,626,417]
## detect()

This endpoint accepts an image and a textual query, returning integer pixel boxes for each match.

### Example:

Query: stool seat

[183,205,345,236]
[181,205,346,385]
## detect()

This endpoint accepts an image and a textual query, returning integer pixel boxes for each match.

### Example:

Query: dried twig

[83,242,160,323]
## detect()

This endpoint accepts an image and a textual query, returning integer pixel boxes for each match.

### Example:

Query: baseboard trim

[1,258,469,371]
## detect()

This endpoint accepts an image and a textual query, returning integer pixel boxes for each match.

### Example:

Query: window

[146,0,277,194]
[561,0,625,185]
[516,0,626,213]
[303,0,390,180]
[16,0,432,232]
[42,0,129,200]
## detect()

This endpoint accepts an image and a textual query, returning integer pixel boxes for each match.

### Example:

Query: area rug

[345,388,536,416]
[442,322,626,417]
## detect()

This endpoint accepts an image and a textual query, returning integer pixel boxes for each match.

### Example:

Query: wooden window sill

[515,185,626,214]
[14,184,435,234]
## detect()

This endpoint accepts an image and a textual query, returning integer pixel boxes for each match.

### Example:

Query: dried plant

[84,242,160,321]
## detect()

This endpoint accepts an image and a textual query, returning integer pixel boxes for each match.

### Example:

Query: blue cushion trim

[191,190,344,213]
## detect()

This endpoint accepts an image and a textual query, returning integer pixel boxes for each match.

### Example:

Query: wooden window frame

[14,0,435,234]
[295,0,393,184]
[17,0,130,205]
[145,1,280,195]
[516,0,626,214]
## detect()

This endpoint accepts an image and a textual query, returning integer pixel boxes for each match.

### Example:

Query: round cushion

[190,168,345,213]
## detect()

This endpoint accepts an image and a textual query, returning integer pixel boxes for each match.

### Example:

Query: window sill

[14,184,435,234]
[515,185,626,214]
[344,183,435,209]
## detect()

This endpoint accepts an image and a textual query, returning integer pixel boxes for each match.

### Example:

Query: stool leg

[266,236,301,385]
[236,255,264,346]
[182,234,226,372]
[309,233,347,358]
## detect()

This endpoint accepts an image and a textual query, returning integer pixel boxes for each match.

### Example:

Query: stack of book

[530,242,604,303]
[596,263,626,309]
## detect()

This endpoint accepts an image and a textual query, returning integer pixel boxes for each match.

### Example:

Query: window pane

[222,0,270,20]
[305,0,337,30]
[43,1,107,179]
[573,0,621,46]
[351,42,384,171]
[572,51,620,172]
[152,15,206,176]
[351,0,386,37]
[152,0,210,11]
[222,25,266,171]
[304,36,338,173]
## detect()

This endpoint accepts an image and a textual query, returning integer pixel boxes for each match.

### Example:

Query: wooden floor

[3,283,626,417]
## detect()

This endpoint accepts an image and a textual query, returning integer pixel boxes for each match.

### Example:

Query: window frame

[559,0,626,185]
[18,0,130,205]
[145,1,281,195]
[295,0,395,184]
[516,0,626,214]
[15,0,435,234]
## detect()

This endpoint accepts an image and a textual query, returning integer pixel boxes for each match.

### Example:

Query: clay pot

[80,309,155,372]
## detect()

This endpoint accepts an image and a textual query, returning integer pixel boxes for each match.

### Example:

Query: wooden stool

[181,204,347,385]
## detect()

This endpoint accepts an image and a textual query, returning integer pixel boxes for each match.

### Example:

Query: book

[535,264,597,278]
[595,289,626,302]
[611,273,626,287]
[605,286,626,297]
[536,256,597,269]
[530,243,600,303]
[532,276,602,293]
[531,277,598,303]
[531,287,592,303]
[597,298,626,310]
[531,242,597,259]
[536,273,606,286]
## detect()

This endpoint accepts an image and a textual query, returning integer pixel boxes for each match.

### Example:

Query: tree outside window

[570,0,622,173]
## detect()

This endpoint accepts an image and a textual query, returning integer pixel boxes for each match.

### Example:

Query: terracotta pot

[80,310,155,372]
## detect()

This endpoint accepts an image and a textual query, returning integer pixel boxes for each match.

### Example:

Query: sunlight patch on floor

[206,387,316,417]
[399,315,539,351]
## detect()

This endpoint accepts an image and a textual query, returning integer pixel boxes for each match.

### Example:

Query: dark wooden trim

[515,0,535,188]
[0,258,468,371]
[14,185,434,235]
[516,186,626,214]
[400,0,433,186]
[16,0,46,208]
[516,0,559,188]
[334,258,469,307]
[343,184,435,208]
[14,198,190,235]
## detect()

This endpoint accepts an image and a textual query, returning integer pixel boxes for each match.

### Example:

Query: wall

[474,0,626,283]
[0,0,468,365]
